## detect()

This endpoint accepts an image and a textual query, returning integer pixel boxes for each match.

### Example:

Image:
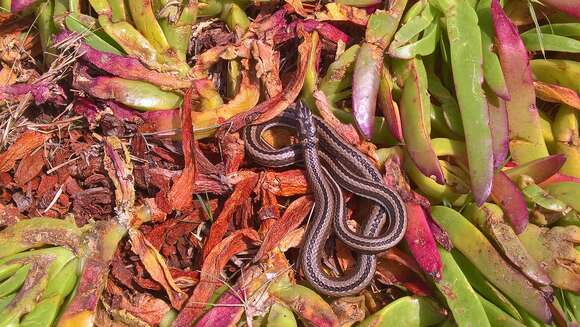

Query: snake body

[243,103,407,295]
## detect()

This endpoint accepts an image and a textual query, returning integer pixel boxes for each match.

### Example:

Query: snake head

[295,101,318,148]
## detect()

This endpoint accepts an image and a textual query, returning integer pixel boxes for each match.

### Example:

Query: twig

[43,185,63,213]
[46,156,79,174]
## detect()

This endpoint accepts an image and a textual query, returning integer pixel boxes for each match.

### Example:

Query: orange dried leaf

[316,3,369,26]
[534,81,580,110]
[220,30,312,133]
[202,174,259,259]
[220,133,246,174]
[129,229,187,309]
[255,195,314,261]
[169,88,197,211]
[261,169,309,196]
[261,126,295,148]
[279,227,306,251]
[0,131,48,172]
[14,148,44,186]
[172,229,260,327]
[0,64,17,86]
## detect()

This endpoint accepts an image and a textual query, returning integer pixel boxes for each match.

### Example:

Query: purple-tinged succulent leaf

[490,171,529,234]
[491,0,549,164]
[79,41,191,89]
[11,0,40,13]
[539,0,580,19]
[72,65,182,111]
[404,203,443,279]
[196,289,245,327]
[505,154,567,184]
[487,93,509,170]
[352,42,382,139]
[0,82,66,106]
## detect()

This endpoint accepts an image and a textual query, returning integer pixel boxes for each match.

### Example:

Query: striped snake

[243,102,407,296]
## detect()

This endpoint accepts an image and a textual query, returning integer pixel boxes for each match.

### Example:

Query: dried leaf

[313,90,361,146]
[14,149,44,187]
[106,282,171,326]
[219,30,312,133]
[331,296,367,327]
[172,229,259,326]
[520,224,580,293]
[255,195,313,262]
[129,229,187,309]
[202,174,259,259]
[0,131,48,173]
[534,81,580,110]
[261,169,309,196]
[316,3,369,26]
[168,88,197,211]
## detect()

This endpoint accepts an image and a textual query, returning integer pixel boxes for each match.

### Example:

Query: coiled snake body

[243,103,407,296]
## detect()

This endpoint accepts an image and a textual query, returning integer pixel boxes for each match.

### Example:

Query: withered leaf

[172,229,259,326]
[202,174,259,259]
[534,81,580,110]
[218,30,312,134]
[14,148,44,186]
[168,88,197,212]
[255,195,313,262]
[0,131,48,173]
[129,229,187,309]
[261,169,309,196]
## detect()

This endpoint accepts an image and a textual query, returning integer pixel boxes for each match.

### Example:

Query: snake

[243,102,407,296]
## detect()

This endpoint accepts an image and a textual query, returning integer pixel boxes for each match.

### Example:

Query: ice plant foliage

[0,0,579,326]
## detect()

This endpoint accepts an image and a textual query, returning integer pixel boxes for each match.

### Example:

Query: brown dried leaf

[107,281,171,326]
[255,195,314,262]
[251,41,283,96]
[14,148,44,186]
[103,136,135,229]
[314,90,361,146]
[219,30,312,133]
[202,174,259,259]
[331,296,367,327]
[316,3,369,26]
[0,131,48,173]
[168,88,197,212]
[0,203,22,227]
[129,229,187,309]
[261,169,309,196]
[534,81,580,110]
[172,229,260,326]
